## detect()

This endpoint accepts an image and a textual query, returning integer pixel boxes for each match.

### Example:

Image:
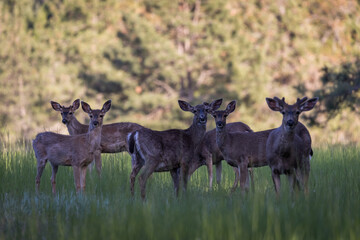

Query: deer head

[210,100,236,131]
[178,99,223,126]
[81,100,112,131]
[266,97,318,131]
[51,99,81,125]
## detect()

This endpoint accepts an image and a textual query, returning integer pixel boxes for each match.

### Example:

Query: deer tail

[127,131,137,154]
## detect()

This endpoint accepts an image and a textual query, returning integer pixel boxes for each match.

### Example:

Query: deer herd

[33,96,318,199]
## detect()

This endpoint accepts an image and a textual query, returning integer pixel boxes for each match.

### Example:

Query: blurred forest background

[0,0,359,145]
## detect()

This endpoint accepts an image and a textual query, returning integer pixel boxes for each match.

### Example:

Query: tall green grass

[0,144,359,239]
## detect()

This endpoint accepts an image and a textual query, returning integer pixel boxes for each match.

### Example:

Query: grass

[0,144,359,239]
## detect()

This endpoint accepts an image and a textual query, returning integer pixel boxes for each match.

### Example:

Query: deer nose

[287,120,295,126]
[216,122,224,129]
[199,114,206,123]
[62,119,68,124]
[93,121,99,126]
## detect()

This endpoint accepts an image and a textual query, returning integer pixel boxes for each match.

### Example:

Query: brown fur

[33,100,111,194]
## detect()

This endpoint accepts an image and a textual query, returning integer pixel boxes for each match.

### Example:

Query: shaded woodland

[0,0,359,144]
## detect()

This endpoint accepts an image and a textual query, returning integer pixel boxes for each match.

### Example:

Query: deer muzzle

[62,119,68,124]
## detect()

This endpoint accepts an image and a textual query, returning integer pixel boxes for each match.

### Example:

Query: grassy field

[0,143,359,239]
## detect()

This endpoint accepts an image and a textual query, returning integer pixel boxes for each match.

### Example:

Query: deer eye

[224,114,228,118]
[90,115,93,118]
[296,111,300,115]
[69,112,73,115]
[100,114,104,118]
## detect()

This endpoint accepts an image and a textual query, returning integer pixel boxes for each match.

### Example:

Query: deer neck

[87,126,102,152]
[186,119,207,146]
[67,116,87,135]
[278,124,296,151]
[215,127,228,153]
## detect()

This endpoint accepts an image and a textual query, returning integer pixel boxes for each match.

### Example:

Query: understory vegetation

[0,144,359,239]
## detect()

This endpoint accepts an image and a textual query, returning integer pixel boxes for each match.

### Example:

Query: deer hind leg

[130,163,143,196]
[139,160,157,200]
[50,164,58,195]
[170,168,180,197]
[215,162,222,186]
[35,158,47,193]
[73,166,81,193]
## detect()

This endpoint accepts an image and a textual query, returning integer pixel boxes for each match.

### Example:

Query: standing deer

[127,99,223,200]
[188,122,254,190]
[266,97,318,195]
[33,100,111,194]
[210,100,313,193]
[50,99,143,176]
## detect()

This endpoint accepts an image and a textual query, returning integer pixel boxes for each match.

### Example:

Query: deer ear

[101,100,112,113]
[300,97,318,112]
[266,98,283,111]
[50,101,62,111]
[81,101,92,114]
[226,101,236,114]
[209,98,223,112]
[72,99,80,111]
[178,100,194,112]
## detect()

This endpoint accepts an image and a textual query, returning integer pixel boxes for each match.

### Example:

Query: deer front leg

[248,168,255,193]
[271,169,281,197]
[230,167,240,192]
[94,152,102,177]
[206,159,213,189]
[170,168,180,197]
[73,166,81,193]
[50,164,58,195]
[239,163,250,193]
[80,167,87,192]
[35,159,47,193]
[287,171,297,193]
[181,163,190,192]
[215,162,222,186]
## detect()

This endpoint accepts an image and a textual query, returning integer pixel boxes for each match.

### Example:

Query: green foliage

[0,0,360,143]
[0,145,360,239]
[302,59,360,125]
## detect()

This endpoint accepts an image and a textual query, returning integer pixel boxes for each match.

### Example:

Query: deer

[33,100,111,194]
[209,100,313,193]
[50,99,143,176]
[265,96,318,195]
[127,99,223,200]
[188,122,255,190]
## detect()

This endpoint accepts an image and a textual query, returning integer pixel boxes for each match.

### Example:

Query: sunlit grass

[0,144,359,239]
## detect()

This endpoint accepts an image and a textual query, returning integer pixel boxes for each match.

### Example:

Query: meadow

[0,143,359,240]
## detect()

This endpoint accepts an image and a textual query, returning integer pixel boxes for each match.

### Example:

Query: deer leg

[170,168,180,197]
[35,159,47,193]
[130,163,143,196]
[139,162,157,200]
[206,160,213,189]
[248,168,255,193]
[50,164,58,195]
[215,162,222,186]
[80,167,87,192]
[239,163,250,193]
[230,167,240,192]
[94,153,102,177]
[287,172,297,193]
[271,170,281,196]
[181,163,190,192]
[73,166,81,193]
